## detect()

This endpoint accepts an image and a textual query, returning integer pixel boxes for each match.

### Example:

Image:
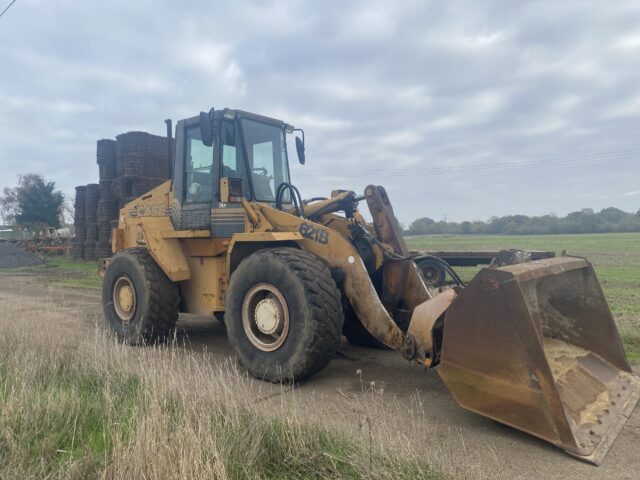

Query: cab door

[171,117,215,230]
[178,120,214,230]
[210,119,249,238]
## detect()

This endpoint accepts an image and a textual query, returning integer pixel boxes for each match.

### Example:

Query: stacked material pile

[96,139,118,258]
[72,132,169,260]
[83,183,99,260]
[70,186,86,258]
[113,132,170,205]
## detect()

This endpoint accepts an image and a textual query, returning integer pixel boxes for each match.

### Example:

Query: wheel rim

[242,283,290,352]
[422,265,439,285]
[113,275,136,323]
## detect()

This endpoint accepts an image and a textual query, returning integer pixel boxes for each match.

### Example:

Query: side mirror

[295,134,305,165]
[199,108,214,147]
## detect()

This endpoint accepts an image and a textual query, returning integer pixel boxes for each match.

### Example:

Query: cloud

[0,0,639,223]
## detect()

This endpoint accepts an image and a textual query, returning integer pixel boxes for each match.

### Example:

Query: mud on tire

[225,247,344,383]
[102,248,179,344]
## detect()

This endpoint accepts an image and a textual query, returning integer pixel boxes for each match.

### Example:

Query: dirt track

[1,272,638,480]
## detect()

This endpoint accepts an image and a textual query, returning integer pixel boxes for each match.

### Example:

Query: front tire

[102,248,179,344]
[225,247,344,382]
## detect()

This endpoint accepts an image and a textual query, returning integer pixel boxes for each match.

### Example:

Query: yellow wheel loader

[102,107,639,465]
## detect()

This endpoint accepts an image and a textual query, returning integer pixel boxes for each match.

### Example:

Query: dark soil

[0,241,44,268]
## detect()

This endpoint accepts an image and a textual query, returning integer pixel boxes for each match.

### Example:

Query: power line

[0,0,17,19]
[297,149,640,175]
[295,148,640,178]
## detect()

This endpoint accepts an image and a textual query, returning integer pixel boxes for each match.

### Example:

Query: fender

[114,181,191,282]
[137,216,190,281]
[226,231,304,276]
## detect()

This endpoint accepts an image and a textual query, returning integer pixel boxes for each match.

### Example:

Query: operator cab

[171,108,304,235]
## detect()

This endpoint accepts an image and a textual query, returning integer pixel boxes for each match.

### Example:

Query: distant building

[0,226,29,240]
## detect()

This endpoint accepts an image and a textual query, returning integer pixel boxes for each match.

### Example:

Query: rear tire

[225,247,344,382]
[102,248,179,344]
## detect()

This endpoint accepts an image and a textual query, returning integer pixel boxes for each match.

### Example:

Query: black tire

[417,258,447,287]
[225,247,344,382]
[342,300,389,349]
[102,248,179,344]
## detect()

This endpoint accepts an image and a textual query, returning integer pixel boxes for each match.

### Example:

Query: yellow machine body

[105,108,638,465]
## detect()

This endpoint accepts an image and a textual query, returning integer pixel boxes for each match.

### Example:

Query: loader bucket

[438,257,640,464]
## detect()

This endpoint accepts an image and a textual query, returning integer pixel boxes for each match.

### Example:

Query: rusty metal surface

[364,185,409,256]
[437,256,638,463]
[365,185,411,319]
[410,249,556,267]
[402,260,432,307]
[405,288,457,364]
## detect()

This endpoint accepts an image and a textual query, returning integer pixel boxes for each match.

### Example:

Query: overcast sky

[0,0,639,224]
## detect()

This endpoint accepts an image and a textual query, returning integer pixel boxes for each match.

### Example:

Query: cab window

[221,120,250,198]
[241,118,290,202]
[185,126,213,204]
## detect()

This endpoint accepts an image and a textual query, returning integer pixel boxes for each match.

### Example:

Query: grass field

[405,232,640,363]
[42,256,103,289]
[0,234,638,478]
[0,255,102,289]
[0,287,446,480]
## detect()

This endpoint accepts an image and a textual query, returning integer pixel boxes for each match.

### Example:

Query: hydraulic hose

[276,182,304,218]
[354,223,466,287]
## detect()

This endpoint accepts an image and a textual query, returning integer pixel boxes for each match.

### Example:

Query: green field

[43,256,103,289]
[0,256,102,290]
[406,232,640,364]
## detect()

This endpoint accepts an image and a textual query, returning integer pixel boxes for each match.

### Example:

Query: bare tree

[0,186,18,225]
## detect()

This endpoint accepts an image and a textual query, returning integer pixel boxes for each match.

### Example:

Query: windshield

[241,118,290,202]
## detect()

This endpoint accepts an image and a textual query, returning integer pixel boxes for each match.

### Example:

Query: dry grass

[0,286,473,480]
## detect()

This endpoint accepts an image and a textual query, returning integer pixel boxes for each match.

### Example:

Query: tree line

[405,207,640,236]
[1,172,638,237]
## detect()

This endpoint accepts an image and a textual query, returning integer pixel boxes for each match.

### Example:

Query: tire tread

[226,247,344,381]
[106,247,179,343]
